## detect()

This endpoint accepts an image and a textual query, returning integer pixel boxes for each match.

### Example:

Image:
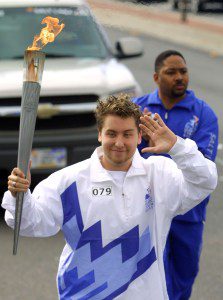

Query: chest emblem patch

[145,187,154,211]
[183,115,199,138]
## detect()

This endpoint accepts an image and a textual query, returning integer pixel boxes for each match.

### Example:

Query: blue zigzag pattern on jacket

[59,181,157,299]
[77,221,139,263]
[103,247,156,300]
[61,182,84,250]
[59,225,155,299]
[61,181,84,231]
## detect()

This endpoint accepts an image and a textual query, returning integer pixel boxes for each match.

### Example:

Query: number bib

[92,186,112,196]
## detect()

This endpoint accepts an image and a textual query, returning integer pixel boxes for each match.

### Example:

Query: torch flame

[27,16,65,51]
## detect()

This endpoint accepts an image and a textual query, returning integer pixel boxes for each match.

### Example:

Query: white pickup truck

[0,0,143,187]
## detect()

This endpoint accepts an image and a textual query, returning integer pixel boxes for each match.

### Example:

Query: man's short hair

[95,94,142,132]
[155,50,186,73]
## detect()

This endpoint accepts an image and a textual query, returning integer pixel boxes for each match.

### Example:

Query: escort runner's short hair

[155,50,186,73]
[95,94,142,132]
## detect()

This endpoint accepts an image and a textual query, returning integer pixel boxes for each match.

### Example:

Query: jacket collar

[90,146,147,182]
[148,89,195,111]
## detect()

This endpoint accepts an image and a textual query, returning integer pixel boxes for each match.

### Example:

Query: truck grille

[0,94,99,131]
[0,113,96,130]
[0,94,99,106]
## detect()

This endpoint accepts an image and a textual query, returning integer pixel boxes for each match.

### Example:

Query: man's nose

[115,137,124,147]
[175,72,183,81]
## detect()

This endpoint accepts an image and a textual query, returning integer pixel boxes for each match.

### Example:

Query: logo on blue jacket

[183,115,199,138]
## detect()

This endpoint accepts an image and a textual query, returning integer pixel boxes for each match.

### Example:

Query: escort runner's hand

[8,162,31,197]
[141,108,156,148]
[141,108,151,143]
[139,113,177,154]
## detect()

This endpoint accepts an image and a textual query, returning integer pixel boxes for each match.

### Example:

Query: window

[0,6,109,59]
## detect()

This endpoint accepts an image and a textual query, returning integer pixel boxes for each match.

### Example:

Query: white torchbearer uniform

[2,137,217,300]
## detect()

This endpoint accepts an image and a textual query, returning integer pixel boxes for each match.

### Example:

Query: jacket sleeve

[1,173,63,237]
[192,103,218,161]
[157,137,218,217]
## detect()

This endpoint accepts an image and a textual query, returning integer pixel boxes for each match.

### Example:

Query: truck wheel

[191,0,203,13]
[171,0,179,10]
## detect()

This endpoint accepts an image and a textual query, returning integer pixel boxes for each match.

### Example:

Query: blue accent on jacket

[133,89,218,222]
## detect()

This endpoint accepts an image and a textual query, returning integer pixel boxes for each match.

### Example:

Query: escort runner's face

[98,115,141,171]
[154,55,189,100]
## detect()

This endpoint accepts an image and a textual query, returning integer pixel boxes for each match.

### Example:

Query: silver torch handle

[13,50,45,255]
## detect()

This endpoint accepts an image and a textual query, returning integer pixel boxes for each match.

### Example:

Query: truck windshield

[0,6,109,59]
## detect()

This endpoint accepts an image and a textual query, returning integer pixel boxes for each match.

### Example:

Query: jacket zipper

[122,184,129,222]
[122,188,126,212]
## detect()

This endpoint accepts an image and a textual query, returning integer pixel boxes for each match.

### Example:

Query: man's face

[98,115,141,171]
[154,55,189,100]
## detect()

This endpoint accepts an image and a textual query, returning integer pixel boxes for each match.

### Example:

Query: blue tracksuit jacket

[133,89,218,222]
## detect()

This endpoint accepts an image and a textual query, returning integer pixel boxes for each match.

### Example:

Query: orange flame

[27,16,65,51]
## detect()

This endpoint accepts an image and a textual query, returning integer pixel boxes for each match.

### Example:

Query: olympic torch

[13,17,65,255]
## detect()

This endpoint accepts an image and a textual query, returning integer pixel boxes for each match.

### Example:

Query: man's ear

[153,72,158,84]
[138,131,142,145]
[98,131,102,143]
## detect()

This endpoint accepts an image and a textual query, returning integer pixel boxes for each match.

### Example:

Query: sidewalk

[88,0,223,56]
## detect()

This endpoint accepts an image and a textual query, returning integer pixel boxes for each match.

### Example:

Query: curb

[88,0,223,56]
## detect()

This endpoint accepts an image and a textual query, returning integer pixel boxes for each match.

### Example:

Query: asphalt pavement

[88,0,223,56]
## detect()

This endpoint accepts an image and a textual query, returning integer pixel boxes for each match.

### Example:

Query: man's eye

[108,133,115,137]
[124,133,132,138]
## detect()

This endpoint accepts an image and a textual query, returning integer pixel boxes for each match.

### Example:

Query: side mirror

[115,37,143,59]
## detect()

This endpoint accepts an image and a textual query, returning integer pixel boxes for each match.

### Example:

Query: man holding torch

[2,95,217,300]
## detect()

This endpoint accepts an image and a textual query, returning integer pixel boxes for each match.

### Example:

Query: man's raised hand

[139,113,177,154]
